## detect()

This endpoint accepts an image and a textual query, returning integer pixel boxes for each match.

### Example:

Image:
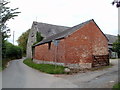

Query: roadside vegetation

[0,68,1,72]
[23,58,114,74]
[113,82,120,89]
[2,41,22,69]
[23,58,67,74]
[0,60,2,71]
[17,29,30,56]
[1,0,20,70]
[113,34,120,58]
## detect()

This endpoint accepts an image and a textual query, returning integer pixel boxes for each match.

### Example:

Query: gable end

[91,19,109,41]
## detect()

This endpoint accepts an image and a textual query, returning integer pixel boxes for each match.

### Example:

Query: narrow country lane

[2,58,78,88]
[56,59,119,88]
[2,58,119,88]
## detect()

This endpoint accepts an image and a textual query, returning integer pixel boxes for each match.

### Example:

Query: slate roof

[105,34,117,44]
[33,19,117,47]
[34,19,93,46]
[32,21,69,37]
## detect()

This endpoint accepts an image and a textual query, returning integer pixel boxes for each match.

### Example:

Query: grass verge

[0,60,2,71]
[23,58,67,74]
[113,82,120,89]
[2,59,12,70]
[0,67,2,72]
[23,58,114,74]
[2,58,22,70]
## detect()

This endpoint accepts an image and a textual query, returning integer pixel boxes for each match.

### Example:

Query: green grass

[2,59,12,70]
[23,58,67,74]
[0,60,2,71]
[0,67,2,72]
[113,83,120,89]
[2,58,22,70]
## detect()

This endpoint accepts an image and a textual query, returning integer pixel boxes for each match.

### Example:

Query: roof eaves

[33,19,95,47]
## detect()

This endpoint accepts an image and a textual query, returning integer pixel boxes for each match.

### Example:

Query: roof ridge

[64,19,93,31]
[33,21,70,28]
[33,19,93,46]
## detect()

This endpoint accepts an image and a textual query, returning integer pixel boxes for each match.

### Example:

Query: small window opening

[48,42,51,50]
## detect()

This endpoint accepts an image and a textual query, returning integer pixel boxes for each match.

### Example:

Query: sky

[6,0,118,45]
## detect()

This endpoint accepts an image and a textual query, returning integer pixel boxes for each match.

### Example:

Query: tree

[33,31,44,46]
[17,29,30,56]
[0,0,20,59]
[113,35,120,58]
[5,41,22,59]
[2,41,22,69]
[112,0,120,8]
[36,31,43,43]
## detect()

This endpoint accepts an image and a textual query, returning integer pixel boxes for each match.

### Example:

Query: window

[48,42,51,50]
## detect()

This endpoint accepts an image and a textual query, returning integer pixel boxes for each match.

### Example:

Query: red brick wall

[64,21,108,64]
[34,39,65,63]
[64,22,93,64]
[89,22,108,55]
[34,20,108,65]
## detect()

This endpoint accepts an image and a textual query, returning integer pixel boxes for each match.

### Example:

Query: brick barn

[33,19,109,68]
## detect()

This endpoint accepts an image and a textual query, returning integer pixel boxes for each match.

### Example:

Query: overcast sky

[7,0,118,45]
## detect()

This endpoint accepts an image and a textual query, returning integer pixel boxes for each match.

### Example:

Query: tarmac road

[2,58,119,88]
[2,58,78,88]
[56,59,119,88]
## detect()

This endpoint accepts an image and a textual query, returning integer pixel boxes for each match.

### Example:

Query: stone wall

[27,22,37,58]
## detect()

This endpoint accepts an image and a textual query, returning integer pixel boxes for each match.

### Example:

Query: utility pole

[13,31,15,45]
[36,17,37,22]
